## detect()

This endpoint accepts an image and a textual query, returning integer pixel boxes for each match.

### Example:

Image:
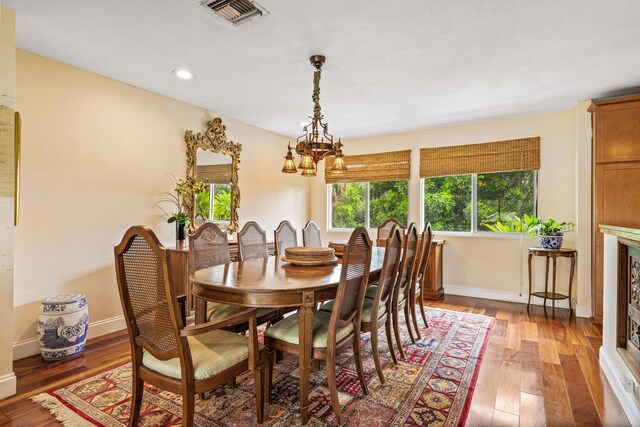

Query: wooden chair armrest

[180,307,257,337]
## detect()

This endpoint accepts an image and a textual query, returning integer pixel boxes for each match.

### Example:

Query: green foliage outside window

[423,175,472,232]
[330,181,408,229]
[477,170,535,231]
[331,183,366,228]
[195,184,232,222]
[423,170,536,233]
[369,181,408,228]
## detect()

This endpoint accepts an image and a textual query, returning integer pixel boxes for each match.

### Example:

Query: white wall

[309,109,589,313]
[0,6,17,398]
[12,49,308,356]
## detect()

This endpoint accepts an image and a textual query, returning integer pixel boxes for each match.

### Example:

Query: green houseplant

[523,215,574,249]
[156,175,207,242]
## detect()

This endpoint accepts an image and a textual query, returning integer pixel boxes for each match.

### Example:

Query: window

[329,180,408,229]
[423,170,536,233]
[195,183,232,222]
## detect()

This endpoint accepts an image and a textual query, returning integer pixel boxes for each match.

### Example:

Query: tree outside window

[423,170,536,233]
[329,181,408,229]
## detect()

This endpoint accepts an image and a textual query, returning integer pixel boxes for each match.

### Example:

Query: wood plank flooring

[0,295,631,426]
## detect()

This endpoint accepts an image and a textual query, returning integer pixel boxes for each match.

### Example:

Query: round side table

[527,248,576,316]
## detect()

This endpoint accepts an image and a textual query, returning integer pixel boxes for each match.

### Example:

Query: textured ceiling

[5,0,640,139]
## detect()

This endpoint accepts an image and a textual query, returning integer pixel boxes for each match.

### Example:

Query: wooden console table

[423,239,445,300]
[527,247,576,315]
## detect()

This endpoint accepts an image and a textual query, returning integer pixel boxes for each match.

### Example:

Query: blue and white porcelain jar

[538,233,564,249]
[37,294,88,361]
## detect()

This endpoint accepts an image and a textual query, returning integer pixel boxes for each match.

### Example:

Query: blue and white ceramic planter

[538,233,564,249]
[37,294,88,361]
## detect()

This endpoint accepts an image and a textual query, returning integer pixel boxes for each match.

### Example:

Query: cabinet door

[593,163,640,321]
[595,100,640,163]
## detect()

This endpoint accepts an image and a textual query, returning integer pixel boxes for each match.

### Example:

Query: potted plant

[155,175,208,243]
[523,215,575,249]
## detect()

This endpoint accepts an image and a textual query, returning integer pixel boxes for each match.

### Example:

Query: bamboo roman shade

[324,150,411,184]
[196,164,231,184]
[419,137,540,178]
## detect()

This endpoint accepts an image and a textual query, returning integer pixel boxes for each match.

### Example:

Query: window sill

[429,231,534,240]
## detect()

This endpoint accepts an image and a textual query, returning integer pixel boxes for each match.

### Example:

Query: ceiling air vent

[201,0,269,26]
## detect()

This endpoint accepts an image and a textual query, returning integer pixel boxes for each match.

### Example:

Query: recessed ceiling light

[173,69,195,80]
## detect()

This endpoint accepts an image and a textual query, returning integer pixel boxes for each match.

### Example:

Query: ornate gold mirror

[184,117,241,234]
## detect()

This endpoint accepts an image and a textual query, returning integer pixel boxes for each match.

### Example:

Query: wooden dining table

[190,247,385,424]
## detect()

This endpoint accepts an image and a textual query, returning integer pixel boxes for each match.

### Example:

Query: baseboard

[13,315,126,361]
[0,372,17,399]
[600,347,640,426]
[444,284,590,316]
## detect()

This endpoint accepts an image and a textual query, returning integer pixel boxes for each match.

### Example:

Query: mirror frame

[184,117,242,234]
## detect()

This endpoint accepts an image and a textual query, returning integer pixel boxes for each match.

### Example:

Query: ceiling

[5,0,640,139]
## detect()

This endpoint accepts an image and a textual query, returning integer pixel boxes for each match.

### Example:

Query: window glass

[330,183,366,228]
[369,180,409,228]
[423,175,472,232]
[195,184,232,222]
[477,170,535,232]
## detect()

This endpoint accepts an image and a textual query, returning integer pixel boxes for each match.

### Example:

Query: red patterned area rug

[31,308,493,426]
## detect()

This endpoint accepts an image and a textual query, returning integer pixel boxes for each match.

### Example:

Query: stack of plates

[328,241,346,257]
[281,247,338,266]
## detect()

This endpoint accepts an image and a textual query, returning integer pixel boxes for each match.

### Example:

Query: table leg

[527,253,533,311]
[298,292,314,424]
[552,257,557,313]
[569,254,576,317]
[544,256,550,307]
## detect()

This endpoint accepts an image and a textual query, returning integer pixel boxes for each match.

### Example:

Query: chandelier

[282,55,347,177]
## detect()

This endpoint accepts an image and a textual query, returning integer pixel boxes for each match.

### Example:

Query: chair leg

[198,392,206,400]
[254,360,265,423]
[385,316,398,364]
[353,337,369,396]
[326,353,343,425]
[182,387,195,427]
[392,305,406,359]
[405,303,416,344]
[370,329,385,384]
[129,372,144,427]
[410,295,421,340]
[265,347,275,404]
[418,293,429,328]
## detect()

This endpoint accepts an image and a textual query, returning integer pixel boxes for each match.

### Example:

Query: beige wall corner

[0,5,17,399]
[575,100,593,317]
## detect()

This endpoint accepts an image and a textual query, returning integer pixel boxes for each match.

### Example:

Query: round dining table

[190,247,385,424]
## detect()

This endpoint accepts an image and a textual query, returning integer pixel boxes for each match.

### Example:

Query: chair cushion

[207,302,278,323]
[320,299,386,323]
[365,285,378,299]
[142,329,257,380]
[264,310,353,348]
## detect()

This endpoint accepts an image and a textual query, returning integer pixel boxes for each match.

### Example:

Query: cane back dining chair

[391,222,420,358]
[302,220,322,247]
[274,220,298,256]
[237,221,269,261]
[264,227,373,424]
[114,225,266,426]
[375,218,404,247]
[189,222,279,330]
[408,223,433,339]
[321,223,403,383]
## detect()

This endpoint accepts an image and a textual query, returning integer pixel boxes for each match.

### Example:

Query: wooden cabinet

[423,239,445,300]
[590,95,640,323]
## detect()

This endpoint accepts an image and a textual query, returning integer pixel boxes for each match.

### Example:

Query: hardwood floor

[0,295,630,426]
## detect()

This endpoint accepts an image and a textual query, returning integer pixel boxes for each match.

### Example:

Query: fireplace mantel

[599,224,640,425]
